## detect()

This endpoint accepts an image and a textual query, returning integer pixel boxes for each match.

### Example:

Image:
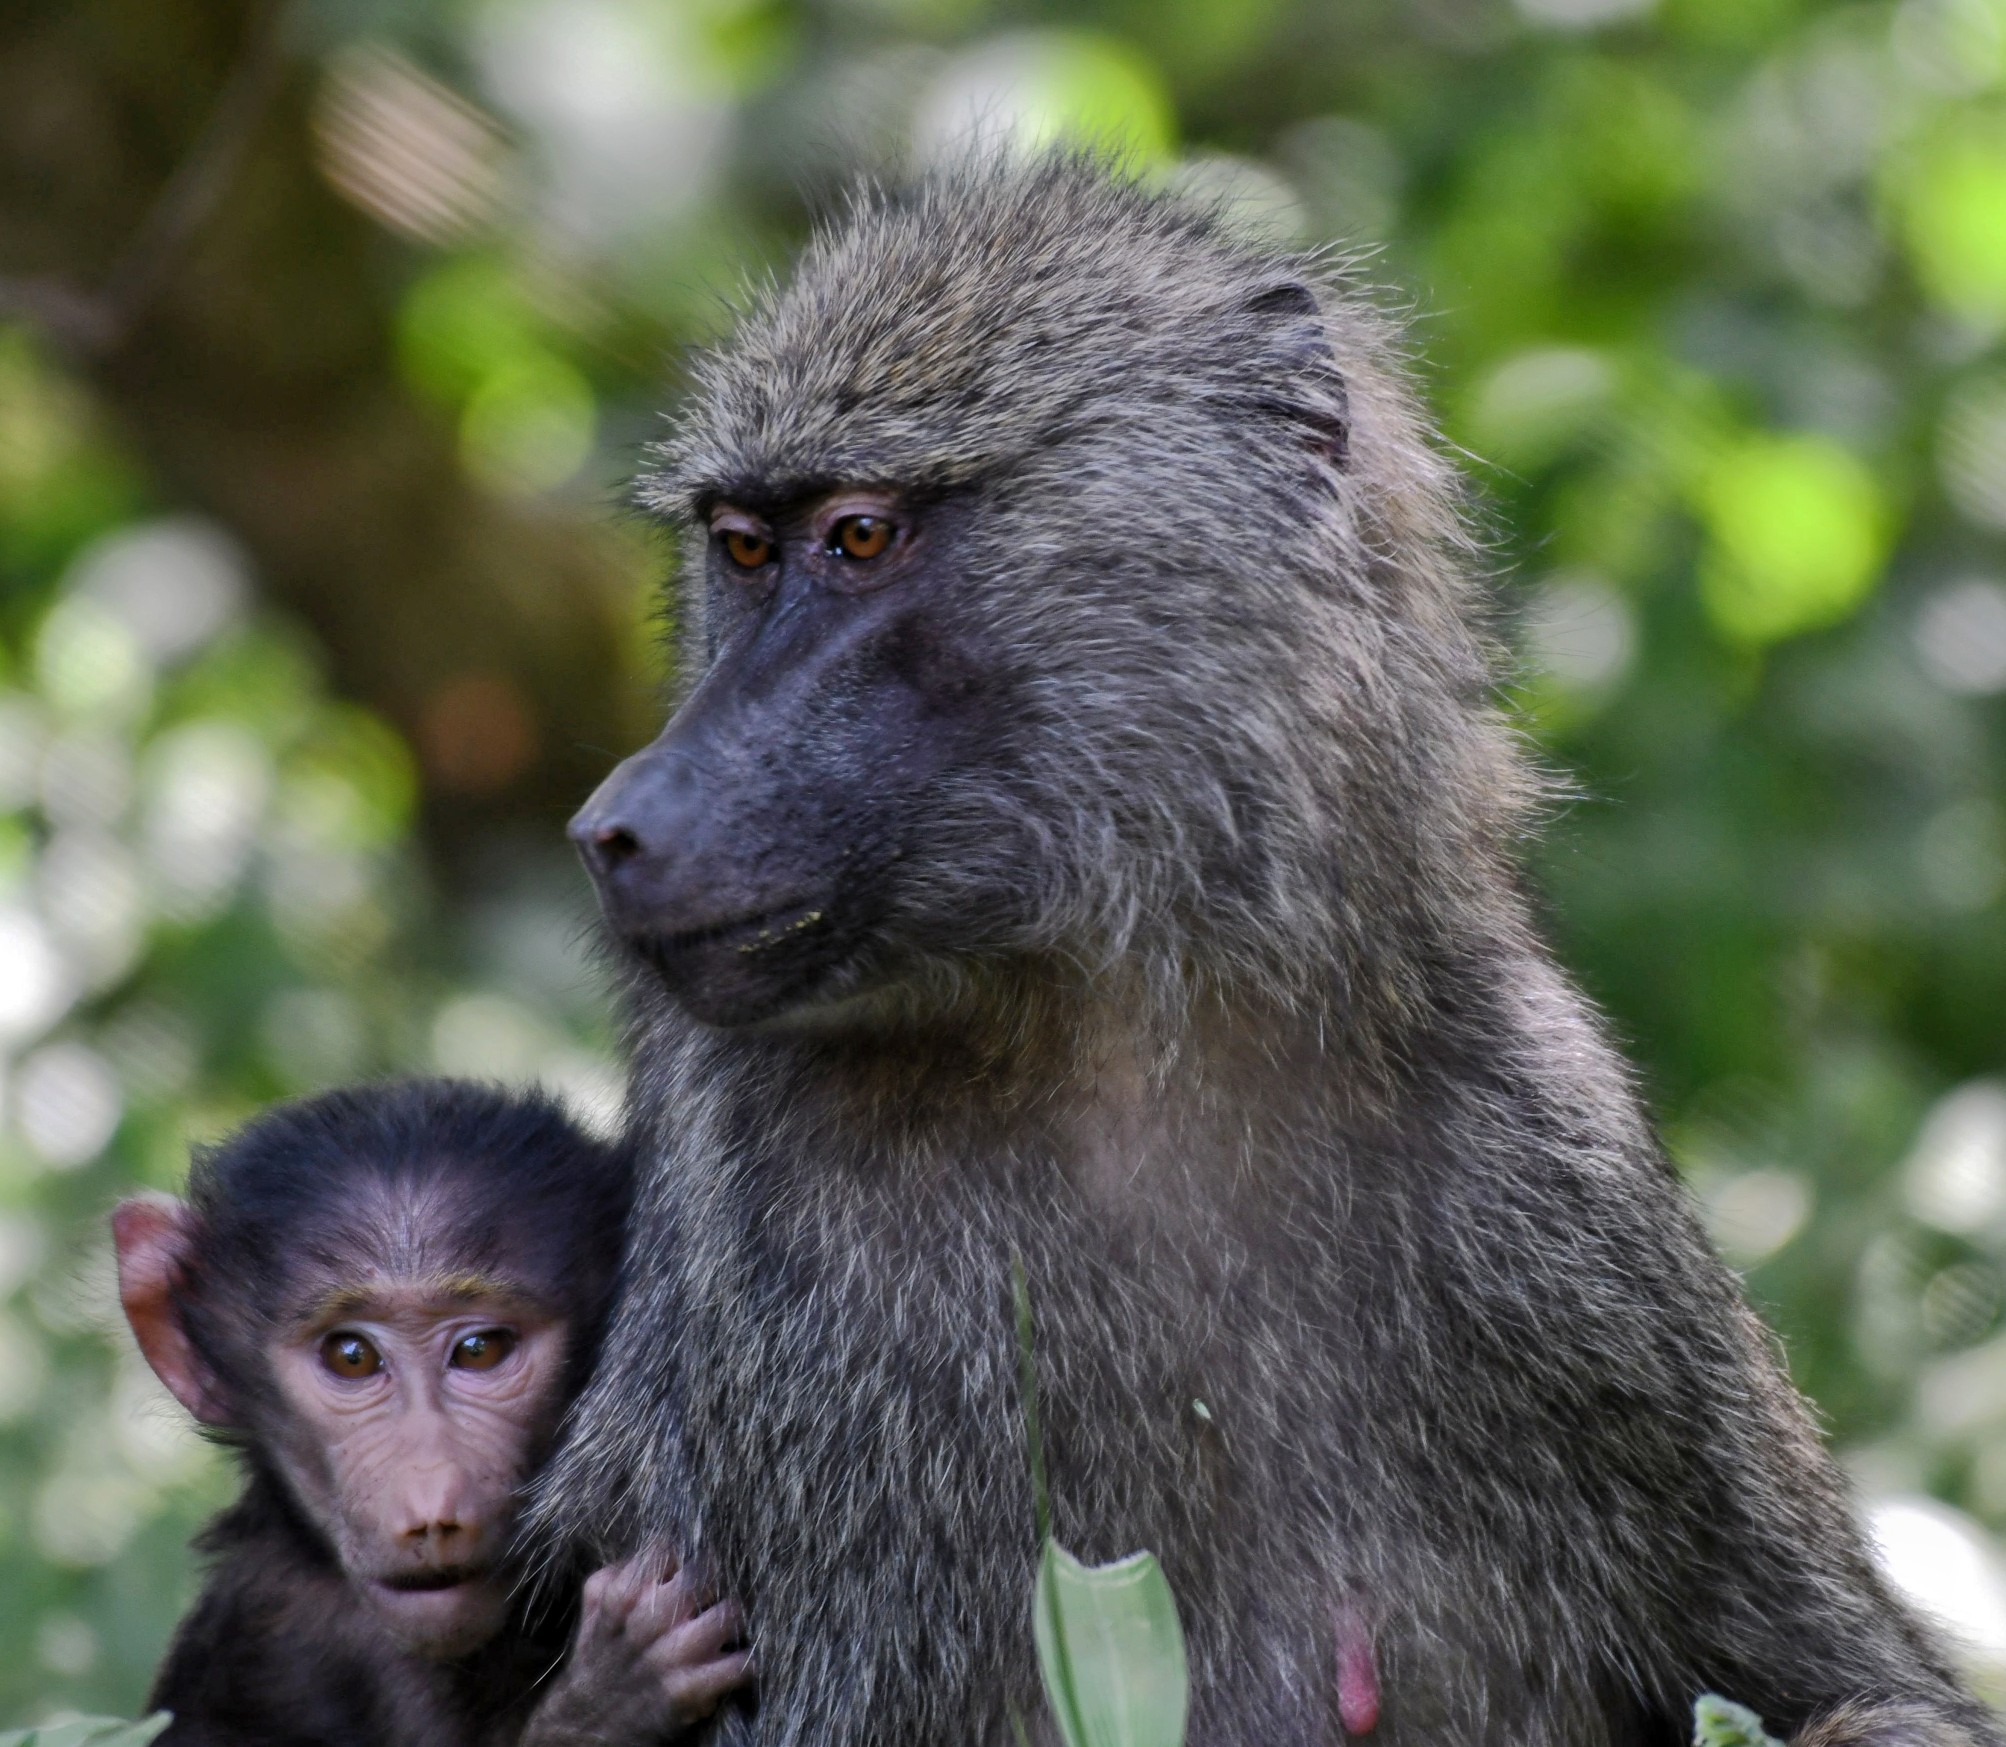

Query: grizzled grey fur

[537,156,2000,1746]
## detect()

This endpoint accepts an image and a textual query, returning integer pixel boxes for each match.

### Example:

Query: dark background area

[6,0,2006,1718]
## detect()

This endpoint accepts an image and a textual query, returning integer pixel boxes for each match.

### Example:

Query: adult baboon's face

[571,164,1371,1029]
[570,486,1011,1027]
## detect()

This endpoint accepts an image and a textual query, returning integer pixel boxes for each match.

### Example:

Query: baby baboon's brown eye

[321,1332,382,1379]
[722,529,772,569]
[831,516,893,560]
[450,1329,517,1371]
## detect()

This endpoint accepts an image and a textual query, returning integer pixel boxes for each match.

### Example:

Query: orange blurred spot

[418,672,538,796]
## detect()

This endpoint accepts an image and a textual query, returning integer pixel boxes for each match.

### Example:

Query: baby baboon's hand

[522,1549,752,1745]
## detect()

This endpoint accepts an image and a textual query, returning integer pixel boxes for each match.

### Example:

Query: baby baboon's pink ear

[112,1195,229,1425]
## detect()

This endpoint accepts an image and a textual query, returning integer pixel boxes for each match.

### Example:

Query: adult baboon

[547,155,1997,1746]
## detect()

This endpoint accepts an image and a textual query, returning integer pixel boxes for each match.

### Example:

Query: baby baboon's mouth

[379,1566,484,1594]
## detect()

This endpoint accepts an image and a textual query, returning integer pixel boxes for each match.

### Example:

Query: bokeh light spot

[34,598,150,723]
[1919,799,2006,912]
[0,1308,49,1426]
[1466,347,1615,472]
[431,990,551,1080]
[1522,572,1638,692]
[64,518,248,670]
[142,722,275,922]
[279,707,417,853]
[1695,433,1888,644]
[1890,113,2006,322]
[31,1465,150,1569]
[313,43,509,246]
[1166,156,1305,243]
[1704,1168,1813,1266]
[1892,0,2006,97]
[397,256,545,409]
[0,910,74,1047]
[475,0,730,244]
[417,671,539,796]
[1515,0,1657,28]
[39,829,145,989]
[16,1043,124,1172]
[1916,576,2006,691]
[1905,1081,2006,1234]
[1939,374,2006,528]
[34,1614,97,1678]
[1278,116,1402,243]
[0,693,47,813]
[915,32,1175,163]
[459,352,597,496]
[1868,1496,2006,1660]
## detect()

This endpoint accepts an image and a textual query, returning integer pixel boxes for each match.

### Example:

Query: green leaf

[1033,1540,1189,1747]
[1693,1694,1785,1747]
[0,1716,172,1747]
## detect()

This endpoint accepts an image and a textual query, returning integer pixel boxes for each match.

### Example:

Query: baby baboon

[118,1080,749,1746]
[550,155,1998,1747]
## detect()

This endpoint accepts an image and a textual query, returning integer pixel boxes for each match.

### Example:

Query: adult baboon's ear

[112,1194,229,1425]
[1244,280,1320,321]
[1243,278,1349,469]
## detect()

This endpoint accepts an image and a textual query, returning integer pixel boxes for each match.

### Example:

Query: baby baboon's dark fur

[542,157,2001,1747]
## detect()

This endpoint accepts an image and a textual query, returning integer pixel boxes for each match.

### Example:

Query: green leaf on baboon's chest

[1033,1540,1189,1747]
[1693,1694,1785,1747]
[0,1716,171,1747]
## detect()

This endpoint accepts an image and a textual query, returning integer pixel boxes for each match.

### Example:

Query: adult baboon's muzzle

[570,734,812,951]
[566,589,893,1024]
[570,733,845,1027]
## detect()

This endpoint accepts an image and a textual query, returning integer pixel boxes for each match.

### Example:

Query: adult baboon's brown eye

[831,515,893,560]
[321,1332,382,1379]
[722,529,772,569]
[450,1329,516,1371]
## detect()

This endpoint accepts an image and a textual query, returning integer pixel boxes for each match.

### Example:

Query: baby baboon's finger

[645,1600,748,1680]
[664,1648,755,1722]
[628,1564,706,1640]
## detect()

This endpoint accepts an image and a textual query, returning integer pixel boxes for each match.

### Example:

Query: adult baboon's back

[547,156,1996,1747]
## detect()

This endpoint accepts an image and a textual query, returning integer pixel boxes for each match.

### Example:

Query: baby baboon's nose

[399,1513,463,1551]
[392,1462,487,1559]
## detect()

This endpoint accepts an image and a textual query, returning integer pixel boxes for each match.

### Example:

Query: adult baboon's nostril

[567,802,647,878]
[594,825,642,865]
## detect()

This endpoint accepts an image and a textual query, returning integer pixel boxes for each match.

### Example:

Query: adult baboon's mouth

[635,901,828,964]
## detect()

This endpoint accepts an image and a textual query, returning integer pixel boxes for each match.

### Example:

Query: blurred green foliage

[8,0,2006,1724]
[0,349,623,1717]
[0,1718,167,1747]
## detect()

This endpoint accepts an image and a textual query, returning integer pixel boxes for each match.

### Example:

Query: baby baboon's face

[571,486,1013,1027]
